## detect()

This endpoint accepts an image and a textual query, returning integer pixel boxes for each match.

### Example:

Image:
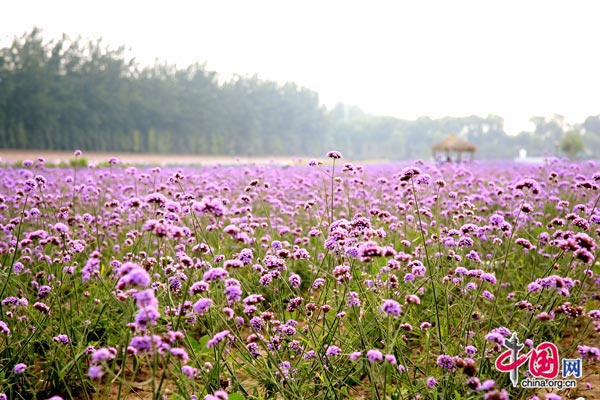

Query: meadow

[0,152,599,400]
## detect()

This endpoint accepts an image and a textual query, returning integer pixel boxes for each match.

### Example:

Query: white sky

[2,0,600,135]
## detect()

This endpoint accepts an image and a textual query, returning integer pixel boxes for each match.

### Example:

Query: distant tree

[560,131,585,158]
[2,27,600,160]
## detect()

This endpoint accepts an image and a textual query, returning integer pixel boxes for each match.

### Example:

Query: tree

[560,131,585,158]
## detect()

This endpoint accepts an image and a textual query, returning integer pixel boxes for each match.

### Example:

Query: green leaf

[228,393,244,400]
[187,334,211,356]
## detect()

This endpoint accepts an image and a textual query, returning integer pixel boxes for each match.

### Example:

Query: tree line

[1,28,599,160]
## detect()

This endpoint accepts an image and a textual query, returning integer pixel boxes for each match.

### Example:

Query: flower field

[0,153,599,400]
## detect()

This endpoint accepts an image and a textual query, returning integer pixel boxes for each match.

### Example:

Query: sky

[2,0,599,135]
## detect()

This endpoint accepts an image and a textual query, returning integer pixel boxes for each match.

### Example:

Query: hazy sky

[2,0,599,134]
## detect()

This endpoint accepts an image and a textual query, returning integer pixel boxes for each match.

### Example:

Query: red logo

[496,341,559,379]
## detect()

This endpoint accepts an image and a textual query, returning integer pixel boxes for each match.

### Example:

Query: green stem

[410,178,443,351]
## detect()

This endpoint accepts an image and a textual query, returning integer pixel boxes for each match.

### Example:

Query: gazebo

[432,134,477,162]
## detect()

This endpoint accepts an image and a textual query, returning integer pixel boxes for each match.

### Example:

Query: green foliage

[560,131,585,158]
[2,28,600,160]
[69,157,88,168]
[0,29,325,157]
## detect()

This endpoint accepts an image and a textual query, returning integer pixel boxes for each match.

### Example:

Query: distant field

[0,149,309,166]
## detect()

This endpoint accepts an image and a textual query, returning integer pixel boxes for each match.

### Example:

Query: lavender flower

[170,347,190,363]
[327,150,342,159]
[193,298,213,314]
[366,349,383,362]
[14,363,26,374]
[116,265,151,289]
[385,354,397,364]
[289,273,301,289]
[207,330,230,348]
[0,321,10,336]
[436,354,456,370]
[87,365,104,379]
[426,376,437,388]
[347,291,361,307]
[91,347,117,363]
[53,334,70,345]
[325,345,342,357]
[381,299,402,317]
[205,390,228,400]
[182,365,198,379]
[203,267,229,282]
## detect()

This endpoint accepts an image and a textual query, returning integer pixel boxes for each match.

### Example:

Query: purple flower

[426,376,437,388]
[326,345,342,357]
[134,306,160,330]
[578,345,600,361]
[129,335,153,353]
[14,363,26,374]
[327,150,342,159]
[170,347,190,363]
[189,281,210,295]
[238,248,254,264]
[53,222,69,234]
[135,289,158,309]
[366,349,383,362]
[259,273,273,287]
[528,282,542,292]
[381,299,402,317]
[481,273,497,284]
[207,330,230,348]
[312,278,325,289]
[289,273,301,289]
[117,266,151,289]
[436,354,456,370]
[224,283,243,303]
[204,390,228,400]
[193,298,213,314]
[347,291,361,307]
[480,379,496,390]
[33,302,51,314]
[398,166,421,181]
[482,290,495,300]
[349,351,362,361]
[0,321,10,336]
[88,365,104,379]
[91,348,116,363]
[332,264,352,283]
[485,332,505,345]
[287,297,304,312]
[53,334,70,345]
[544,394,561,400]
[182,365,198,379]
[223,259,244,269]
[203,267,229,282]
